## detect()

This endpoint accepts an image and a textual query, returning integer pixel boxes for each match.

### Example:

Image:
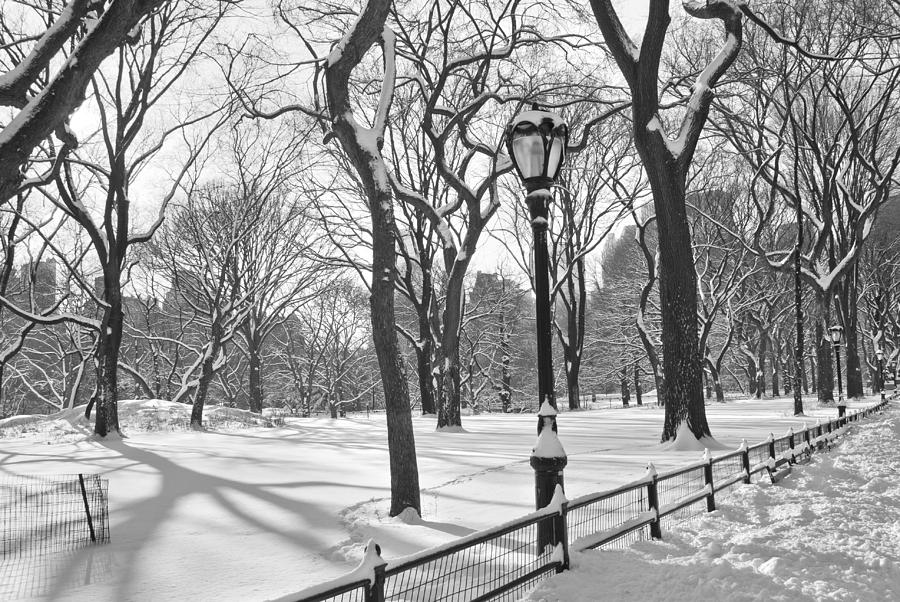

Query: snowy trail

[527,408,900,602]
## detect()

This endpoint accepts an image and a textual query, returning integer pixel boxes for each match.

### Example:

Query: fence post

[767,433,776,467]
[702,450,715,512]
[364,542,387,602]
[77,474,97,543]
[646,463,661,539]
[552,487,570,572]
[787,428,795,464]
[740,439,750,484]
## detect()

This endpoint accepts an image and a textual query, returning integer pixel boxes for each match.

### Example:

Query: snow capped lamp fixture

[505,108,569,192]
[829,325,844,345]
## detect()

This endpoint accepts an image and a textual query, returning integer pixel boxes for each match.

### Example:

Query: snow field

[0,397,887,601]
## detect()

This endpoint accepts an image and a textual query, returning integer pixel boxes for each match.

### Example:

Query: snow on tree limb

[0,0,168,204]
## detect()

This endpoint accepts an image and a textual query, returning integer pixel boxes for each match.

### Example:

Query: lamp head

[829,325,843,344]
[505,108,568,192]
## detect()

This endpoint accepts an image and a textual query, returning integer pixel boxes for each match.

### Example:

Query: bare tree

[0,0,174,203]
[714,5,900,404]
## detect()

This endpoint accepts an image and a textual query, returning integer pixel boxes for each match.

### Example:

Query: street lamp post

[829,325,845,418]
[876,348,885,403]
[506,108,568,551]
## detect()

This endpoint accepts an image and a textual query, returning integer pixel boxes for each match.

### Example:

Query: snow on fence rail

[285,399,891,602]
[0,473,110,557]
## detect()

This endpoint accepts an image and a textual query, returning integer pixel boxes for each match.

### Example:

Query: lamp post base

[531,455,567,552]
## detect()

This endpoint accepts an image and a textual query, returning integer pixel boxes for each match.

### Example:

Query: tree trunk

[756,334,767,399]
[643,161,707,441]
[324,2,421,517]
[94,276,124,437]
[705,357,726,403]
[747,356,757,397]
[499,317,512,412]
[815,294,834,404]
[634,363,643,406]
[247,335,263,414]
[417,331,435,414]
[621,366,630,407]
[191,331,222,429]
[437,276,465,428]
[772,339,781,397]
[841,272,864,398]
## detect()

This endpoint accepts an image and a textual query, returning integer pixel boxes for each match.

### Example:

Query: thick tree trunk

[621,366,630,407]
[94,276,124,437]
[191,330,222,429]
[247,336,263,414]
[756,334,767,399]
[815,294,834,404]
[644,163,708,441]
[417,330,435,415]
[841,272,864,398]
[437,274,465,428]
[772,340,781,397]
[499,318,512,412]
[747,357,757,397]
[324,2,421,517]
[705,357,726,403]
[634,363,643,406]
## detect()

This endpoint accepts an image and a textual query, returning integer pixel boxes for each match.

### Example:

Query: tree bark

[246,328,263,414]
[841,271,864,398]
[634,363,643,406]
[815,293,834,404]
[499,315,512,412]
[416,336,435,414]
[643,161,709,440]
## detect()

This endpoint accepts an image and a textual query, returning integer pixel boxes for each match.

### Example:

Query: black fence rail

[288,398,891,602]
[0,473,110,557]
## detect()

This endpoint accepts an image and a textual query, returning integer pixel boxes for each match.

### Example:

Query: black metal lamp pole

[830,325,844,418]
[876,348,885,403]
[793,196,804,415]
[506,108,568,552]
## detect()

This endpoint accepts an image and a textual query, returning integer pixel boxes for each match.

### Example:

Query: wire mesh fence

[567,483,650,550]
[656,465,705,508]
[383,516,556,602]
[711,451,744,486]
[0,474,110,558]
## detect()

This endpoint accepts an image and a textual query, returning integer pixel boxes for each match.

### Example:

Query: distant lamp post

[506,107,568,551]
[829,325,845,416]
[876,348,885,403]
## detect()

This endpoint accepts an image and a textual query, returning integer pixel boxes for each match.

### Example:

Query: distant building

[11,259,57,310]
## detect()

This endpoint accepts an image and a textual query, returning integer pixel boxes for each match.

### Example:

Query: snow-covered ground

[0,396,888,601]
[527,405,900,602]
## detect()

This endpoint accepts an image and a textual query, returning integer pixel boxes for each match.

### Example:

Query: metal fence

[0,473,110,557]
[289,398,891,602]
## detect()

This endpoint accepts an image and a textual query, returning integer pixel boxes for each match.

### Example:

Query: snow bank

[0,399,277,443]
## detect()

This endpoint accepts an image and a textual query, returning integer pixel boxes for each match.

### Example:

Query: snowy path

[527,407,900,602]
